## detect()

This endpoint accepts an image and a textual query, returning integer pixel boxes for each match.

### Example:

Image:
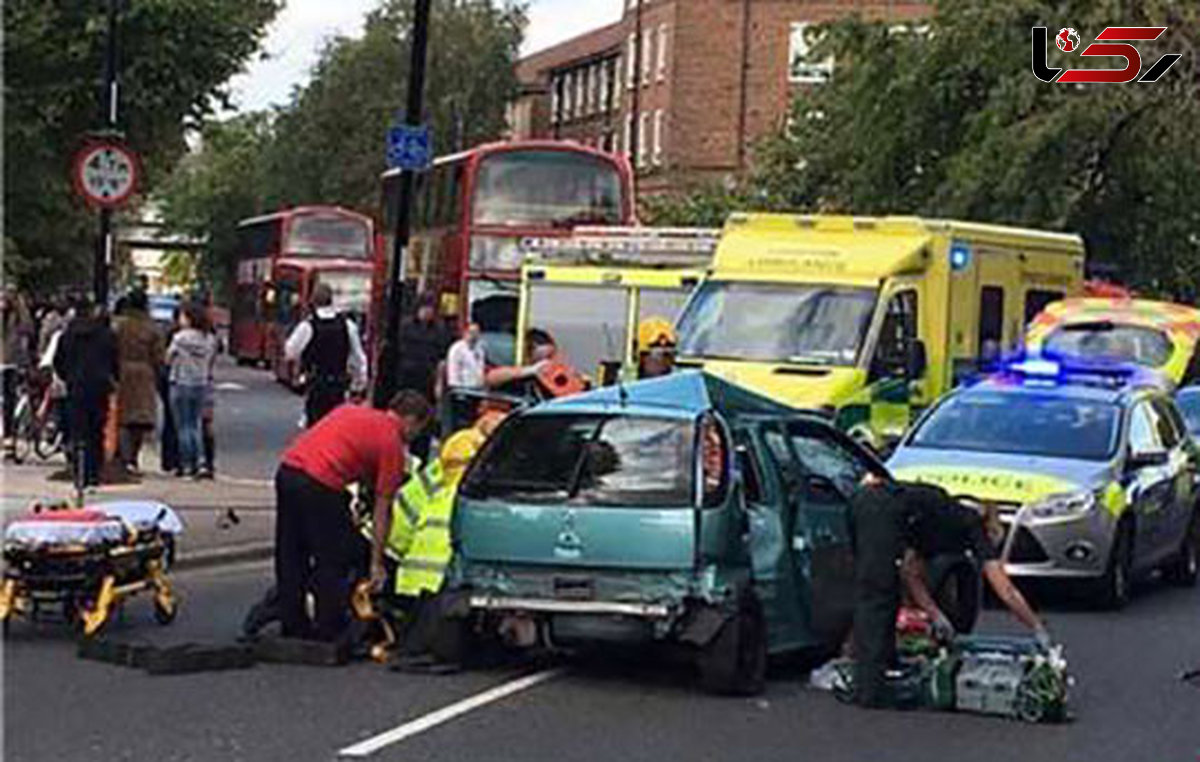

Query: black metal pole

[95,0,119,309]
[373,0,432,408]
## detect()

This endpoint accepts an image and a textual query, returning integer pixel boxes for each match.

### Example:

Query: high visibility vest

[394,457,454,597]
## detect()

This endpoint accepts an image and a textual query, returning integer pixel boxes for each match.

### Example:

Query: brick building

[511,0,931,196]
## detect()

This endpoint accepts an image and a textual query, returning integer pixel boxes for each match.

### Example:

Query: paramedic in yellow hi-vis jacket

[392,408,508,598]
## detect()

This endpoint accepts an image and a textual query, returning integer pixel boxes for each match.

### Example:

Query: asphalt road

[209,359,302,482]
[5,562,1199,762]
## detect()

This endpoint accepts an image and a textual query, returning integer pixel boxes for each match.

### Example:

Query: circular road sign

[72,141,139,208]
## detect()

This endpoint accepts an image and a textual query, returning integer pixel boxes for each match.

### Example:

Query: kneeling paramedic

[274,392,432,641]
[849,473,1050,708]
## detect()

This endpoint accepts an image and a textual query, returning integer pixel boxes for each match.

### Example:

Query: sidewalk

[2,461,275,570]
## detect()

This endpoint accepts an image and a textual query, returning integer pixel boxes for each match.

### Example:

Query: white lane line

[215,382,247,391]
[338,667,565,758]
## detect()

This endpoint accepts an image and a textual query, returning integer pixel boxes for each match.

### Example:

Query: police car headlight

[1026,491,1096,520]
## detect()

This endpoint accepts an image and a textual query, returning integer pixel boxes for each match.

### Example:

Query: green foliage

[654,1,1200,298]
[3,0,281,293]
[158,0,526,299]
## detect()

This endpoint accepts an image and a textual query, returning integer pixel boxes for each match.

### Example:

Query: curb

[173,542,274,572]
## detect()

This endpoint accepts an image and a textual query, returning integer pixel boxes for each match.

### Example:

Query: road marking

[338,668,565,758]
[216,475,274,488]
[216,382,247,391]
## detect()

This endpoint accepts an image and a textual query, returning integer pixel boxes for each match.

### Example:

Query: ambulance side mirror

[906,340,928,380]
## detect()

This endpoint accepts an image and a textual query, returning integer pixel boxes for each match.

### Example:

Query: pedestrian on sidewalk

[159,306,180,474]
[283,283,368,428]
[2,290,36,455]
[54,296,119,487]
[166,302,216,478]
[398,296,453,461]
[200,302,219,479]
[274,391,433,642]
[114,289,164,475]
[443,322,487,433]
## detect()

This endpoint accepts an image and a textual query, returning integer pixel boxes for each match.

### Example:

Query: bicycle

[5,369,64,464]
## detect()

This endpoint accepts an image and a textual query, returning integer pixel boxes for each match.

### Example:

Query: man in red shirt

[275,391,433,641]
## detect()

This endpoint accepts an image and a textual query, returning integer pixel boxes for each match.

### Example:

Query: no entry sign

[72,140,139,208]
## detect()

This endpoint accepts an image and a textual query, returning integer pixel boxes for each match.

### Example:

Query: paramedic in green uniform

[849,473,1050,708]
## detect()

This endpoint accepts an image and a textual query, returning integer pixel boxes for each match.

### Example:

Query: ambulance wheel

[1094,521,1133,610]
[1163,510,1199,588]
[153,597,178,626]
[697,597,767,697]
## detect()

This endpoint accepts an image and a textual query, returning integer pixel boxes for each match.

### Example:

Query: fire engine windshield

[676,282,877,366]
[473,150,624,228]
[287,214,371,259]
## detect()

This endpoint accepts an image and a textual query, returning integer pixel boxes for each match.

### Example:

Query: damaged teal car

[437,372,979,695]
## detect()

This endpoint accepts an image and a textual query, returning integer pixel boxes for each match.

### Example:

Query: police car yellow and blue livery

[888,358,1199,608]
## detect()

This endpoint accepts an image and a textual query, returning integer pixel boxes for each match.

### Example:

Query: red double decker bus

[379,140,635,366]
[232,206,380,384]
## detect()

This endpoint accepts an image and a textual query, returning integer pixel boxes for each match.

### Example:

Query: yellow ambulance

[674,213,1086,451]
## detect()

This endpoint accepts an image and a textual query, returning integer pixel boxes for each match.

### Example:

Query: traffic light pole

[373,0,432,409]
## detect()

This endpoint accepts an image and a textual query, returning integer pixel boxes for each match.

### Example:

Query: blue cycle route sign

[386,124,432,171]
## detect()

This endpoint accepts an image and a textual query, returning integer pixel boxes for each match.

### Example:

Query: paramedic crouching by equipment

[850,474,1051,708]
[274,392,433,642]
[284,283,368,427]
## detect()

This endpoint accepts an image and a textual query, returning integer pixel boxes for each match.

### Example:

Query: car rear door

[771,420,881,643]
[1125,399,1176,565]
[1150,396,1197,557]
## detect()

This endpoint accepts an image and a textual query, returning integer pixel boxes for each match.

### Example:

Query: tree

[159,0,526,297]
[263,0,526,211]
[649,1,1200,297]
[3,0,280,292]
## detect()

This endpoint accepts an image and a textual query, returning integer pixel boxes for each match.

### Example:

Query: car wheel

[1094,521,1134,610]
[697,596,767,697]
[1163,510,1199,588]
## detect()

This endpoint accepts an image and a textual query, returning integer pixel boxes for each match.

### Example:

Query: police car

[888,359,1200,608]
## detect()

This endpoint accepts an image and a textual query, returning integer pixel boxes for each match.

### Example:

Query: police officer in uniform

[284,283,368,427]
[849,474,1050,708]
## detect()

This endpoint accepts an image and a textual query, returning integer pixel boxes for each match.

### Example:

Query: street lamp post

[373,0,433,409]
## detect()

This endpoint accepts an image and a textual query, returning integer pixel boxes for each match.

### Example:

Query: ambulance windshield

[676,282,877,365]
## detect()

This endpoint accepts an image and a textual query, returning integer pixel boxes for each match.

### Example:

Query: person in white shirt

[284,284,369,426]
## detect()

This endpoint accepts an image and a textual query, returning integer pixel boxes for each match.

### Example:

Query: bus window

[473,150,623,228]
[287,213,370,259]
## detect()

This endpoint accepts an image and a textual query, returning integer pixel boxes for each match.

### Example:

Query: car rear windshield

[909,391,1120,461]
[461,414,695,507]
[1044,322,1173,368]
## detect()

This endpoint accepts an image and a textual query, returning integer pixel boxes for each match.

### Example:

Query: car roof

[964,376,1154,406]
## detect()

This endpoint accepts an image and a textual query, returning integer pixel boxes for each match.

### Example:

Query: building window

[641,29,653,85]
[575,68,584,118]
[656,24,669,81]
[638,111,649,167]
[589,64,599,114]
[652,109,664,166]
[789,22,834,83]
[611,58,622,108]
[597,63,608,114]
[623,113,633,159]
[563,72,574,120]
[627,34,637,89]
[550,77,560,124]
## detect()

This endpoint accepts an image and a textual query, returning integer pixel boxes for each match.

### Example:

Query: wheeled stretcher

[0,501,184,637]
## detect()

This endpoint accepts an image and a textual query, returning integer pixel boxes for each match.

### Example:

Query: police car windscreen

[1044,322,1173,368]
[462,414,695,507]
[910,391,1119,461]
[676,282,876,365]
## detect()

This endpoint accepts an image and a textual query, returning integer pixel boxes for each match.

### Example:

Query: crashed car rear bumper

[468,595,672,618]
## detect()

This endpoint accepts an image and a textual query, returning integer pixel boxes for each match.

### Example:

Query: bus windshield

[676,282,877,366]
[473,150,624,228]
[317,270,372,318]
[286,214,371,259]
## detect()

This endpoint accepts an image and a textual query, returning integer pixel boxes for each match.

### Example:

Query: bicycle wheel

[33,417,63,461]
[9,397,33,464]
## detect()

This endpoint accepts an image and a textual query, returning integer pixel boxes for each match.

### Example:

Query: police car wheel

[1163,511,1199,588]
[1095,522,1133,610]
[697,597,767,697]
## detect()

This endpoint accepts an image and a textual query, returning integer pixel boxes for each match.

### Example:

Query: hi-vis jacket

[391,457,454,597]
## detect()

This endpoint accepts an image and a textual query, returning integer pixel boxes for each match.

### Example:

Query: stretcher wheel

[153,596,178,626]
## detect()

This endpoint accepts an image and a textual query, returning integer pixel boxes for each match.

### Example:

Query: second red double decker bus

[232,205,380,385]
